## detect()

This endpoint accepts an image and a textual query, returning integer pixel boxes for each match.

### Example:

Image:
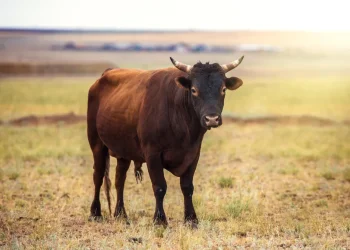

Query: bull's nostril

[204,115,220,126]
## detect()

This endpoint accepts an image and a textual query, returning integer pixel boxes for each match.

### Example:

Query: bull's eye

[222,87,227,94]
[191,88,197,94]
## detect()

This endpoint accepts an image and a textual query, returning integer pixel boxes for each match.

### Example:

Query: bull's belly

[162,147,200,177]
[103,137,144,162]
[96,115,144,162]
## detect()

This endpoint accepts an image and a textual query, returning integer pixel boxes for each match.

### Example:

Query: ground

[0,31,350,249]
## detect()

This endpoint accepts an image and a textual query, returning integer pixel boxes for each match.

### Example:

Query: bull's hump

[101,68,142,84]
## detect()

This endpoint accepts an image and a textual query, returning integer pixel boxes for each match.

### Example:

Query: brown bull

[87,56,244,226]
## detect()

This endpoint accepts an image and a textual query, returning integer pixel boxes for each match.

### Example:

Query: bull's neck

[172,87,206,143]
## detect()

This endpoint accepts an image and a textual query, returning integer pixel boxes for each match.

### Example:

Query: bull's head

[170,56,244,129]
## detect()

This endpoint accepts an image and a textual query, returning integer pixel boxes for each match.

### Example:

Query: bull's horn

[170,57,192,73]
[221,56,244,73]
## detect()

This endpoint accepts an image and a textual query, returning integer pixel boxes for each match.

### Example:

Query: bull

[87,56,244,226]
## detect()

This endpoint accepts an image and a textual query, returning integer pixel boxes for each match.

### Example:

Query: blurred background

[0,0,349,249]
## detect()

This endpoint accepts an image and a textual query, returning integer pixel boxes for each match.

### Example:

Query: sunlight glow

[1,0,349,31]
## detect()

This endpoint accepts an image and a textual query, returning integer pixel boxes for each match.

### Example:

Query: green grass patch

[321,171,336,180]
[1,76,350,121]
[343,168,350,182]
[225,199,251,218]
[0,124,90,161]
[314,200,328,208]
[218,177,234,188]
[0,78,93,120]
[8,171,20,181]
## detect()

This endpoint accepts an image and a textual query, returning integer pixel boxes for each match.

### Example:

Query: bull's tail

[104,153,112,216]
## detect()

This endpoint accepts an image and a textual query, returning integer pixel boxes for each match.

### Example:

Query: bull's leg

[114,158,131,219]
[89,144,109,221]
[146,154,168,226]
[180,153,199,226]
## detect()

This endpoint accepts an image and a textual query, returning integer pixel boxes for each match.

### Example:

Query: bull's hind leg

[114,158,131,219]
[88,82,112,221]
[89,143,110,221]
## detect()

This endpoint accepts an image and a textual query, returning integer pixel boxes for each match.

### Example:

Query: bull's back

[88,68,149,161]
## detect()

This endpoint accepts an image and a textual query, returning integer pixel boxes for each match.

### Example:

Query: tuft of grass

[15,199,27,208]
[0,169,4,181]
[8,171,20,180]
[225,199,250,218]
[37,167,54,176]
[278,165,299,176]
[293,223,306,237]
[321,171,336,180]
[314,200,328,208]
[343,168,350,182]
[154,226,166,238]
[218,177,234,188]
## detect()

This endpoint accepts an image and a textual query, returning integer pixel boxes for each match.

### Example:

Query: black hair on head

[190,61,224,75]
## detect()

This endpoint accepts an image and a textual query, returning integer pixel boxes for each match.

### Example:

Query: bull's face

[170,57,244,129]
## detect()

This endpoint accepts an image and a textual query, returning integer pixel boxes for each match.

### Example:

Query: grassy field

[0,71,350,249]
[1,30,350,248]
[1,75,350,121]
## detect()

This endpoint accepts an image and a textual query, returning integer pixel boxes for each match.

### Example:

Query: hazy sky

[1,0,349,31]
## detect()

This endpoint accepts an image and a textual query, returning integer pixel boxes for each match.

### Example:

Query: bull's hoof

[114,208,130,225]
[114,215,130,225]
[153,217,168,227]
[88,215,103,222]
[114,207,128,219]
[184,219,198,229]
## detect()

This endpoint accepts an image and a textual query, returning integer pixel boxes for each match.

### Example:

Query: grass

[321,171,336,181]
[218,177,234,188]
[344,168,350,182]
[225,198,251,218]
[7,171,20,181]
[0,122,349,248]
[0,78,91,120]
[0,49,350,248]
[1,76,350,121]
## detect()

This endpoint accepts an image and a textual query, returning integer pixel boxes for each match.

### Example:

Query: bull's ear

[175,77,191,89]
[225,77,243,90]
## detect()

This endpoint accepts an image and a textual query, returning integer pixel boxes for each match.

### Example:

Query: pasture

[0,31,350,249]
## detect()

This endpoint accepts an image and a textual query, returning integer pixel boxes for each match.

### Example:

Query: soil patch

[1,113,348,127]
[0,62,116,76]
[5,112,85,126]
[222,115,346,126]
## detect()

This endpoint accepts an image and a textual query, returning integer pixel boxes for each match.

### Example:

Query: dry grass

[0,92,349,249]
[0,123,349,249]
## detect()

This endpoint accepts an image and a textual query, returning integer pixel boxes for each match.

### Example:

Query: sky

[1,0,350,31]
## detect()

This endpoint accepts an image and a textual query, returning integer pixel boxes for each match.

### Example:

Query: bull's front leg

[146,153,168,226]
[180,153,199,227]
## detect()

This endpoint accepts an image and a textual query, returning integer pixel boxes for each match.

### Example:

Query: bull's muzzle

[204,115,221,128]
